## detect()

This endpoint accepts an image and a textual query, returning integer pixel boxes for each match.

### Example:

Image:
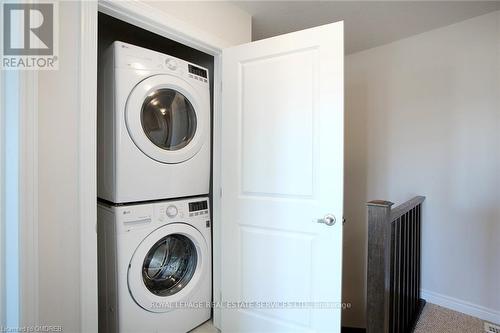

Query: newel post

[366,200,394,333]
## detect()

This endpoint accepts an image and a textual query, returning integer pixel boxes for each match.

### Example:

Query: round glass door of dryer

[141,89,197,152]
[125,74,207,164]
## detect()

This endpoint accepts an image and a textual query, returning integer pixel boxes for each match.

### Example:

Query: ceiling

[233,1,500,54]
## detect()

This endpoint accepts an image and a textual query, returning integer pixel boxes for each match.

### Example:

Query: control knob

[166,205,178,218]
[165,58,178,70]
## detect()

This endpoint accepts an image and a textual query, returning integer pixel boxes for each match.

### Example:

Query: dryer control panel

[187,64,209,83]
[188,64,207,78]
[113,41,209,85]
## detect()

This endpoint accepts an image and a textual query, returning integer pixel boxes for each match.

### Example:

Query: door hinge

[219,187,223,198]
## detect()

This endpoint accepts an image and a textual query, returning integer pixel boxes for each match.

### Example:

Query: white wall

[36,1,251,330]
[343,11,500,327]
[38,2,81,330]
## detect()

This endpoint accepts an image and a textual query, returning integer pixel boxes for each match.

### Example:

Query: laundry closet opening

[97,11,215,333]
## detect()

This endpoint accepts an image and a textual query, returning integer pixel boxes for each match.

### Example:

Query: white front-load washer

[98,41,210,203]
[97,197,211,333]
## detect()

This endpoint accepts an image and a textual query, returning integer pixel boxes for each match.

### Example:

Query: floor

[189,303,493,333]
[189,320,219,333]
[414,303,486,333]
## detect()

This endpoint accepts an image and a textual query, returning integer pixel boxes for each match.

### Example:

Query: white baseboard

[421,289,500,325]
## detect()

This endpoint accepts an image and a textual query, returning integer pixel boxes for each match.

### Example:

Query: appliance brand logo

[1,2,58,70]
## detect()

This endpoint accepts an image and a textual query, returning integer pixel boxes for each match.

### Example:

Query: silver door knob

[317,214,336,226]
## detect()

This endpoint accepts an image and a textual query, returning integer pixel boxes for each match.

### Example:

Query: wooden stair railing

[366,196,426,333]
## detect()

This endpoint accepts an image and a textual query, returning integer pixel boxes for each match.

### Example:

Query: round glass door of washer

[142,233,197,296]
[128,223,208,312]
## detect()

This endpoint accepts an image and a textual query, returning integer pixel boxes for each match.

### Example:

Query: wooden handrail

[390,196,425,221]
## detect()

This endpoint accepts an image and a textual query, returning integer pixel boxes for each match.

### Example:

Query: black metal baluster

[394,219,400,333]
[417,204,421,307]
[410,208,417,317]
[413,207,418,315]
[406,211,411,330]
[395,218,401,333]
[408,211,413,328]
[412,210,416,325]
[402,213,407,331]
[389,222,395,333]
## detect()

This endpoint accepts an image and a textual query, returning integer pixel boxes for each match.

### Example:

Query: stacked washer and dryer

[97,41,212,333]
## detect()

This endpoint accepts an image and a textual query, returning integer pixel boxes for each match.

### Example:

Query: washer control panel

[114,197,210,233]
[152,197,210,222]
[165,205,178,218]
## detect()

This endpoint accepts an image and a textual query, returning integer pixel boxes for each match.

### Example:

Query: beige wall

[145,1,252,46]
[343,11,500,327]
[36,1,251,329]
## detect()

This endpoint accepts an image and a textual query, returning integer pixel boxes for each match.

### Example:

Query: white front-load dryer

[98,41,210,203]
[97,197,212,333]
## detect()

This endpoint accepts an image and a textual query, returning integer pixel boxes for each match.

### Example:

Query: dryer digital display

[188,64,207,78]
[189,200,208,212]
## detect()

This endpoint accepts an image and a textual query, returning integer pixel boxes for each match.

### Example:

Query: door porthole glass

[141,89,197,151]
[142,234,197,297]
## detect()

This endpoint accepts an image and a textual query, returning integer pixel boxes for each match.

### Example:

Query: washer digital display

[189,200,208,212]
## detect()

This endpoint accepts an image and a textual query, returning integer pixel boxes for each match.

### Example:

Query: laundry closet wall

[36,1,251,329]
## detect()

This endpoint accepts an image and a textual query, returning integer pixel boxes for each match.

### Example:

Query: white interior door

[220,22,344,333]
